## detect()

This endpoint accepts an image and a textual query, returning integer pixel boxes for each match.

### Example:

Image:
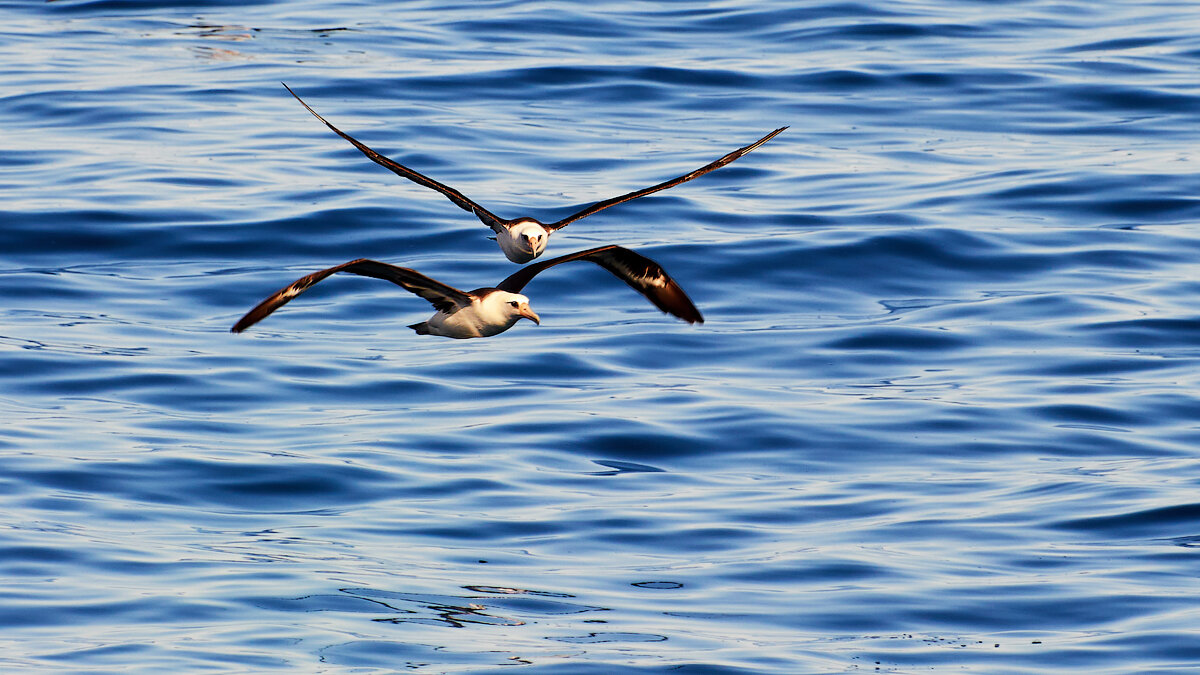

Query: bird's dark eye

[509,301,519,307]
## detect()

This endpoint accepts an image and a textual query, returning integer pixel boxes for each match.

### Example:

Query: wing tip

[230,314,257,334]
[663,290,704,325]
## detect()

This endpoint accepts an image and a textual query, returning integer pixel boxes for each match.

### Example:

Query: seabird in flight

[230,245,703,338]
[282,83,786,263]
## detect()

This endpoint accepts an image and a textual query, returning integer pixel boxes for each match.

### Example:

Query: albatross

[283,83,786,263]
[230,245,702,338]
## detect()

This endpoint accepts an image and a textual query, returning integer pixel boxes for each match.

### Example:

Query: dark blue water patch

[589,460,665,475]
[822,326,970,352]
[41,0,277,12]
[792,69,889,93]
[36,639,291,672]
[1123,393,1200,426]
[1050,82,1199,115]
[685,2,906,31]
[39,643,155,666]
[1053,503,1200,538]
[0,149,45,168]
[1030,354,1192,379]
[0,209,173,259]
[141,174,243,189]
[31,370,198,398]
[398,476,526,502]
[0,349,124,385]
[384,65,765,104]
[1063,58,1180,80]
[1025,403,1142,429]
[595,525,762,552]
[725,494,898,528]
[1,86,182,130]
[13,454,398,511]
[1061,36,1182,54]
[944,432,1169,460]
[1084,317,1200,350]
[980,174,1200,223]
[829,20,986,41]
[0,531,206,579]
[399,517,570,543]
[449,12,637,40]
[668,64,1042,101]
[0,206,484,264]
[1091,631,1200,662]
[573,430,718,462]
[1034,424,1174,459]
[0,544,81,564]
[429,349,623,383]
[722,559,888,584]
[0,594,228,629]
[904,292,1133,326]
[4,354,307,415]
[188,209,481,262]
[913,590,1177,636]
[704,228,1071,299]
[1,267,115,305]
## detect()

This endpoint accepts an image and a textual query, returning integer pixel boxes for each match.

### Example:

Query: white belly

[423,300,519,339]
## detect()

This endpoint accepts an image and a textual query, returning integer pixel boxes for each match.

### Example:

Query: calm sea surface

[4,1,1200,672]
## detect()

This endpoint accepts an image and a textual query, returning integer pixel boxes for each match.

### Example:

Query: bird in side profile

[230,245,703,338]
[282,83,786,263]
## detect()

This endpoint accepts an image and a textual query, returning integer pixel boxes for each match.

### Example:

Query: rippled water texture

[4,1,1200,672]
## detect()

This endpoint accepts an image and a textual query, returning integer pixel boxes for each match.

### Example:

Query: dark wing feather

[231,258,473,333]
[544,127,787,231]
[495,245,703,324]
[282,83,508,233]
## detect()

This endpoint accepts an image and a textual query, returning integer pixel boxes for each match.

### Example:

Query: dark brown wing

[282,83,508,234]
[544,127,787,231]
[231,258,473,333]
[495,245,703,324]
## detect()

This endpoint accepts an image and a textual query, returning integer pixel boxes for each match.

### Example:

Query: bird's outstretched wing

[231,258,473,333]
[282,83,509,234]
[544,126,787,231]
[495,245,703,324]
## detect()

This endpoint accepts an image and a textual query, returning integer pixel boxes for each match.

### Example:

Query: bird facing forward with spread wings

[283,83,785,263]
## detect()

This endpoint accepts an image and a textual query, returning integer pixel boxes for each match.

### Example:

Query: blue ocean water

[3,0,1200,671]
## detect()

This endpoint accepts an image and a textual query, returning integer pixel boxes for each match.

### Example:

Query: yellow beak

[519,304,541,325]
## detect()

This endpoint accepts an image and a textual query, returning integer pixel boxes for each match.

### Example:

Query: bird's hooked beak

[525,235,540,252]
[519,303,541,325]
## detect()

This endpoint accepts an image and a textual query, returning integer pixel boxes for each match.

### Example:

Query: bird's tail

[408,322,430,335]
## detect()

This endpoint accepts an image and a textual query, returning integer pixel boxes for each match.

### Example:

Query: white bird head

[503,218,550,262]
[492,291,540,326]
